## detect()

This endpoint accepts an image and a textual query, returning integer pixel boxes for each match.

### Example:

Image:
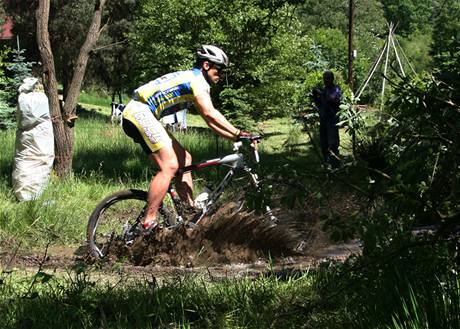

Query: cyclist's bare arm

[195,94,239,141]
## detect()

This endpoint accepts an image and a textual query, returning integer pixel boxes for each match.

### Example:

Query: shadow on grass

[0,158,13,188]
[71,124,326,187]
[76,105,109,122]
[72,127,237,183]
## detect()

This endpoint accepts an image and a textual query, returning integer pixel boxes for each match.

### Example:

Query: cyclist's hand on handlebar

[237,131,262,151]
[238,130,253,139]
[238,131,260,143]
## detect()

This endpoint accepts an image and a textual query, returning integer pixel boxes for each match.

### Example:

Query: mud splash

[101,203,311,267]
[1,206,361,275]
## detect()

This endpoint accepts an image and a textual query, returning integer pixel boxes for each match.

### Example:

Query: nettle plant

[350,70,460,241]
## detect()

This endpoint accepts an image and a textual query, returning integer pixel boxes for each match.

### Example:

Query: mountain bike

[87,136,276,259]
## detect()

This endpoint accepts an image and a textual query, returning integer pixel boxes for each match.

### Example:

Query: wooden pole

[348,0,356,157]
[347,0,355,91]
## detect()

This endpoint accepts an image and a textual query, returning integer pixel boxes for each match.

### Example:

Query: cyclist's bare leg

[143,146,180,227]
[171,136,194,206]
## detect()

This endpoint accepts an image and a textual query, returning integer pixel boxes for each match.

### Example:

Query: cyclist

[122,45,247,231]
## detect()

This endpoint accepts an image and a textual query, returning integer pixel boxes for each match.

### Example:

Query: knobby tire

[87,189,175,259]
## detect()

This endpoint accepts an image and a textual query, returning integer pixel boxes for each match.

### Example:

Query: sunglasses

[212,64,225,73]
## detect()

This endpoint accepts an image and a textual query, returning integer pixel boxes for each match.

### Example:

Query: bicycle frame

[171,139,262,224]
[86,136,274,260]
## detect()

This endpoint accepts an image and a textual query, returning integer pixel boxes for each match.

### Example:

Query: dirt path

[0,241,360,279]
[1,207,361,278]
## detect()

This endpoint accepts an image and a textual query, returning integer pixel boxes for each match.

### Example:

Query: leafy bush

[0,47,35,130]
[310,5,460,326]
[0,100,16,129]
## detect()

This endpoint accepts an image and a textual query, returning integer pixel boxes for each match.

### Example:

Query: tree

[7,1,94,95]
[36,0,108,177]
[7,1,137,99]
[85,0,140,98]
[379,0,434,36]
[132,0,313,124]
[297,0,387,100]
[48,1,95,97]
[431,0,460,91]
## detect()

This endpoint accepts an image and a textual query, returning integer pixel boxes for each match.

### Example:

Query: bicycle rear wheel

[87,189,176,258]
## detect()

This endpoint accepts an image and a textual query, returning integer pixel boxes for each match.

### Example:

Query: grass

[0,99,339,327]
[8,94,454,329]
[0,101,314,249]
[387,277,460,329]
[0,269,321,329]
[78,88,129,110]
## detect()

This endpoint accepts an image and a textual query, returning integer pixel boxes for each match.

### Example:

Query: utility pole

[347,0,356,157]
[347,0,355,92]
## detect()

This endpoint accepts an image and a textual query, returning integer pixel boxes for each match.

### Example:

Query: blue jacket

[313,85,342,123]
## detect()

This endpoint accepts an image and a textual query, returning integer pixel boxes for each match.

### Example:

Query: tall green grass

[0,269,320,329]
[387,276,460,329]
[0,106,270,248]
[0,110,133,247]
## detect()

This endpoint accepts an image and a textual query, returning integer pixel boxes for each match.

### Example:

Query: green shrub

[0,99,15,130]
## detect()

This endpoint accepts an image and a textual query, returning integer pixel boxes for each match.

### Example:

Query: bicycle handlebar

[234,135,262,163]
[178,135,263,175]
[238,135,262,143]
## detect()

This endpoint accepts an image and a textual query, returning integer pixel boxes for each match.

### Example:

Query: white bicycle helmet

[196,45,229,67]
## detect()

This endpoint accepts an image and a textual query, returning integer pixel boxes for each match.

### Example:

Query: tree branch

[63,0,108,118]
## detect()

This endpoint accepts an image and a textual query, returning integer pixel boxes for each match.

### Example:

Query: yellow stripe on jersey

[134,68,209,118]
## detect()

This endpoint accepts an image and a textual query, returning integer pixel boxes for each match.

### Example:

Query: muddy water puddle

[1,208,361,279]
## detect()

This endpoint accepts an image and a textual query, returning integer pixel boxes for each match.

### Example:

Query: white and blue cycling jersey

[133,68,210,119]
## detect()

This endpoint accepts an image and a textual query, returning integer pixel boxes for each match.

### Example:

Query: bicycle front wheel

[87,189,176,259]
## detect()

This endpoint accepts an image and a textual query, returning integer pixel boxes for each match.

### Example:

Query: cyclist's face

[204,62,224,84]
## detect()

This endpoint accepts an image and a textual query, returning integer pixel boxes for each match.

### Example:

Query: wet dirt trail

[0,205,361,279]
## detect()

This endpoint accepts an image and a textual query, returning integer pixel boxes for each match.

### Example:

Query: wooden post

[348,0,356,157]
[347,0,355,91]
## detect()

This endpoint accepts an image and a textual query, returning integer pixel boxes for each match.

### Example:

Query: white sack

[16,91,51,129]
[160,109,187,130]
[12,80,54,201]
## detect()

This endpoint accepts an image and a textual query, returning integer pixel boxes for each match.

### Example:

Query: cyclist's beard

[203,69,220,84]
[203,69,212,84]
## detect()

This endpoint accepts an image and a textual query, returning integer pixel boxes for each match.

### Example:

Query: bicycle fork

[244,166,277,223]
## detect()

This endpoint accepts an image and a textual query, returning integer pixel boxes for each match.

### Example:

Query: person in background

[121,45,250,231]
[312,70,342,168]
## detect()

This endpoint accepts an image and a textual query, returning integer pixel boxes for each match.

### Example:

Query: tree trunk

[63,0,107,119]
[35,0,107,178]
[36,0,73,178]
